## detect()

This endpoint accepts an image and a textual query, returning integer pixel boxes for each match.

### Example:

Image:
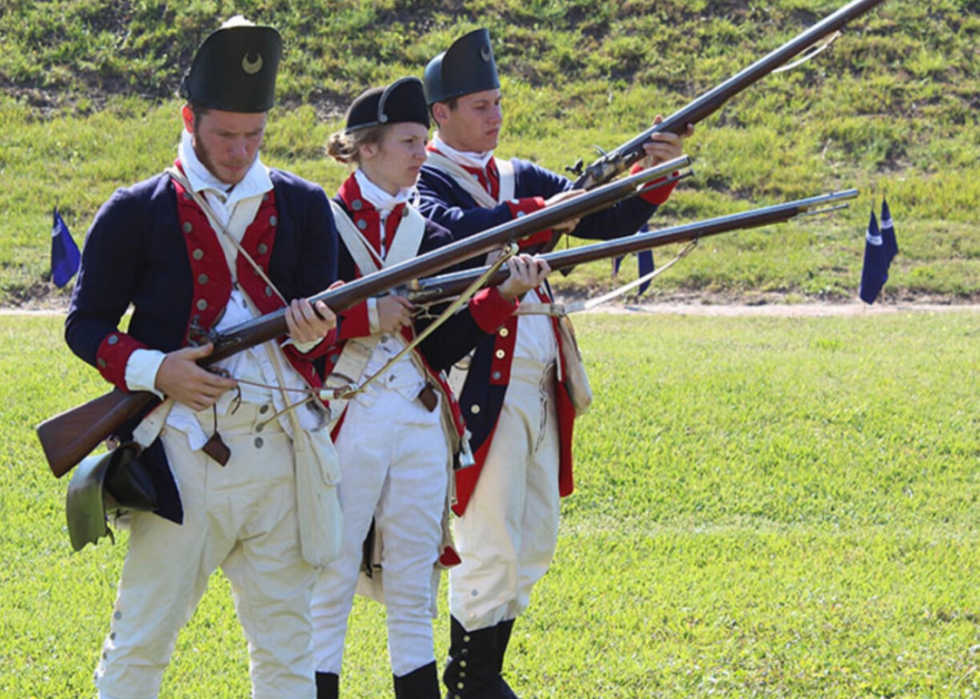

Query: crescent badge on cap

[242,52,263,75]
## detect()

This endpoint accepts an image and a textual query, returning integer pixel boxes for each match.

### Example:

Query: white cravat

[431,133,495,170]
[354,169,414,237]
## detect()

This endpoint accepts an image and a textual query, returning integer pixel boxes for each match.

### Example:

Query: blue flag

[859,199,898,304]
[881,196,899,262]
[613,225,655,296]
[51,208,81,288]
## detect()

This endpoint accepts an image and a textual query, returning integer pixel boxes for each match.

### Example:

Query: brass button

[470,405,480,414]
[257,243,268,255]
[97,358,107,368]
[107,335,118,345]
[492,371,501,380]
[192,249,204,260]
[269,215,278,226]
[499,328,509,337]
[516,211,526,218]
[197,274,208,285]
[357,219,368,230]
[182,222,193,233]
[265,287,273,297]
[196,299,208,311]
[495,349,506,359]
[351,199,363,211]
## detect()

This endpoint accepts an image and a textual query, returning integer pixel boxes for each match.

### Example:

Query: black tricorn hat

[346,77,430,132]
[423,28,500,106]
[179,21,282,112]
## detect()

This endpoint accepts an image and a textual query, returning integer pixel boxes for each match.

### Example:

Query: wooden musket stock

[407,190,860,304]
[37,157,690,478]
[569,0,890,190]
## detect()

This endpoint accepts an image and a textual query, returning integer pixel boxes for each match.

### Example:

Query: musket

[568,0,890,190]
[406,190,859,304]
[37,156,690,479]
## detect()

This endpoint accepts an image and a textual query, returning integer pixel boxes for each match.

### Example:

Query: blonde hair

[326,125,386,165]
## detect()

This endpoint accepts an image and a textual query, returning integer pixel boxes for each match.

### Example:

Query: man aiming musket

[416,28,692,699]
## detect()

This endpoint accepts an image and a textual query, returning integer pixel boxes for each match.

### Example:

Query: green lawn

[2,310,977,698]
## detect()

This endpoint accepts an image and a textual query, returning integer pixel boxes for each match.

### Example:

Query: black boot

[494,619,520,699]
[443,616,502,698]
[316,671,339,699]
[394,660,440,699]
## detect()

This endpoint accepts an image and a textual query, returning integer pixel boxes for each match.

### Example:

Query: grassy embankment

[1,0,978,306]
[2,310,978,697]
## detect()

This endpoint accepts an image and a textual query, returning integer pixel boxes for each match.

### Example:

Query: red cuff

[468,287,518,334]
[506,197,552,249]
[95,332,149,391]
[631,162,678,205]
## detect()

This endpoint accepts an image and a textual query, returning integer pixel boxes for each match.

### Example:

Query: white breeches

[312,386,448,678]
[450,358,561,632]
[95,403,317,699]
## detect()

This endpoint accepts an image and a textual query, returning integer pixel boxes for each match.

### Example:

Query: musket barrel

[574,0,890,189]
[409,190,859,302]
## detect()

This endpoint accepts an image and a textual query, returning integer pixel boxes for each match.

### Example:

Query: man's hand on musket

[641,115,695,167]
[545,189,586,234]
[498,254,552,302]
[156,344,239,412]
[377,295,414,333]
[285,298,338,344]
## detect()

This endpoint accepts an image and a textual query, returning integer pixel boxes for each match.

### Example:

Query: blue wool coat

[66,168,339,523]
[417,157,664,513]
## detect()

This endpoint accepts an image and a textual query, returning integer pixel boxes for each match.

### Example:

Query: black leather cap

[178,23,282,112]
[423,28,500,105]
[66,442,157,552]
[346,77,430,131]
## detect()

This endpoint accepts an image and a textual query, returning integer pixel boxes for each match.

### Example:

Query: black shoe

[316,671,339,699]
[394,660,440,699]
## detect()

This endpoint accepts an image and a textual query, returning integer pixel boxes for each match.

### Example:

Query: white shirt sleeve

[125,348,167,399]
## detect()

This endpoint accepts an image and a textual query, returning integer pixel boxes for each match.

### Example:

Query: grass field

[2,310,978,698]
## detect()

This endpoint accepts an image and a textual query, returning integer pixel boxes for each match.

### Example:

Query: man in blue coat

[66,17,340,699]
[417,28,692,698]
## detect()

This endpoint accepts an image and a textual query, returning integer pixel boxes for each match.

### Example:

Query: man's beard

[193,139,251,187]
